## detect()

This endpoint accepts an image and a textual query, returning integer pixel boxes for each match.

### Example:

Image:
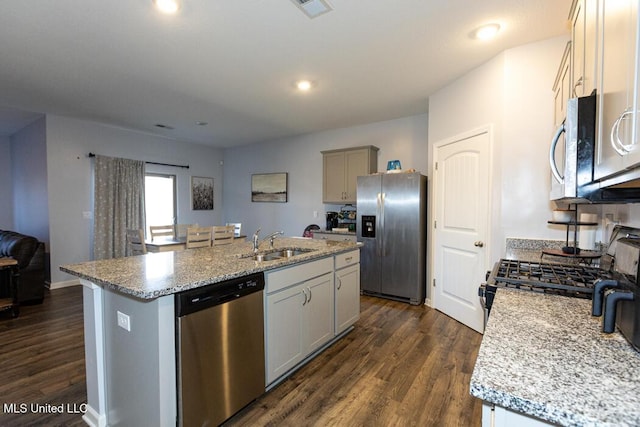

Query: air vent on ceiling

[290,0,333,19]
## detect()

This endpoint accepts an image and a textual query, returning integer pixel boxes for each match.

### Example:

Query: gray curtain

[93,155,146,260]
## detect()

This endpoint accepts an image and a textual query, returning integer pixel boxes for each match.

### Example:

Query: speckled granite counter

[470,288,640,426]
[317,229,356,236]
[60,237,360,299]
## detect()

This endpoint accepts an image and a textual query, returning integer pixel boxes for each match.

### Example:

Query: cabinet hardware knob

[474,241,484,248]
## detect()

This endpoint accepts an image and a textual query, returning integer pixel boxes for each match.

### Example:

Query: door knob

[474,241,484,248]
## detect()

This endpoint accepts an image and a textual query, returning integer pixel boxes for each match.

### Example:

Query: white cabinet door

[482,402,555,427]
[571,0,599,97]
[335,263,360,335]
[595,0,638,179]
[266,285,305,384]
[304,273,335,353]
[265,268,335,385]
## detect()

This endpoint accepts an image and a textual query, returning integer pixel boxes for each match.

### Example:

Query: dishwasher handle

[176,272,265,317]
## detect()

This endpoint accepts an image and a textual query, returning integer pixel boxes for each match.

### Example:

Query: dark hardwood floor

[0,287,483,427]
[0,286,86,427]
[227,296,483,427]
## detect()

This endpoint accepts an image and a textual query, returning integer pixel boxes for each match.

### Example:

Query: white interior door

[432,128,491,333]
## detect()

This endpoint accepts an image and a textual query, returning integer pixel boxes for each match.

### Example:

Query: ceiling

[0,0,571,147]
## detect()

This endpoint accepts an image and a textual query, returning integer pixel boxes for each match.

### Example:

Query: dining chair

[213,225,235,245]
[149,224,176,241]
[226,222,242,238]
[126,229,147,255]
[176,223,198,239]
[186,226,213,249]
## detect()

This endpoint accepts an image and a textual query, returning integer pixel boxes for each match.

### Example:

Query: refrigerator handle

[380,192,386,256]
[377,193,383,257]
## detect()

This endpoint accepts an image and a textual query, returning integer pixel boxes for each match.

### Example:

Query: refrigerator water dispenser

[361,215,376,238]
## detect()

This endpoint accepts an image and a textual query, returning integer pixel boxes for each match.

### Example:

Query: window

[145,174,176,237]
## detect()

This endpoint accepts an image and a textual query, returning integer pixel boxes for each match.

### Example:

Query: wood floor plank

[0,286,86,427]
[0,286,483,426]
[227,296,483,427]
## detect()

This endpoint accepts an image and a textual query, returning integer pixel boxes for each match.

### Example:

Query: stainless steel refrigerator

[356,172,427,305]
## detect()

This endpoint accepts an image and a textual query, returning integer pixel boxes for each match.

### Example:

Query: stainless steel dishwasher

[175,272,265,427]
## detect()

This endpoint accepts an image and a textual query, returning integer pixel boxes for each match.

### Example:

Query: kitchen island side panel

[103,288,176,427]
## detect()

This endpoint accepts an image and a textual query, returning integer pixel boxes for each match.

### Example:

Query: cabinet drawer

[335,250,360,270]
[266,257,333,294]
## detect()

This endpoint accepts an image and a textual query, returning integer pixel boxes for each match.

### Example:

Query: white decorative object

[579,213,598,250]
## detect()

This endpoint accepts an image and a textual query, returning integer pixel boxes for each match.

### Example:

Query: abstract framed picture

[251,173,288,203]
[191,176,214,210]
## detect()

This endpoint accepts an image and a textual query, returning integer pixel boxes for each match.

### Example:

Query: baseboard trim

[82,404,106,427]
[49,279,81,290]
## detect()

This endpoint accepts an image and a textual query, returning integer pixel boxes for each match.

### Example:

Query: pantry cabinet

[322,146,378,204]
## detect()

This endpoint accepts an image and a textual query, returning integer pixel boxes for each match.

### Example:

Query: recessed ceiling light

[473,23,501,40]
[296,80,313,91]
[153,0,180,14]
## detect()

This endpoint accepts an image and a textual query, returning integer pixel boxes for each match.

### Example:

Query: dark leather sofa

[0,230,46,304]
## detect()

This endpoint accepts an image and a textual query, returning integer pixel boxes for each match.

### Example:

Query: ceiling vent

[290,0,333,19]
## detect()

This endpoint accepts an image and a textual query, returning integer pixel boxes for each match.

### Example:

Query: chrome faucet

[252,228,284,253]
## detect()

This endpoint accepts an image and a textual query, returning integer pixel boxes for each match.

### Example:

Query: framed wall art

[191,176,214,210]
[251,173,288,203]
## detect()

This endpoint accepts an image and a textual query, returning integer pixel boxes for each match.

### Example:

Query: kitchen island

[471,288,640,426]
[61,237,361,427]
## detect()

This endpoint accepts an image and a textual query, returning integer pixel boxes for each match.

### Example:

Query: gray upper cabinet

[322,146,378,204]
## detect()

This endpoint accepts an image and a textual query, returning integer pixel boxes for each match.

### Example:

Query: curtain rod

[87,153,189,169]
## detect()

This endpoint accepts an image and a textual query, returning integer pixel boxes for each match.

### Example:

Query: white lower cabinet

[265,258,335,385]
[334,250,360,335]
[482,403,554,427]
[265,251,362,386]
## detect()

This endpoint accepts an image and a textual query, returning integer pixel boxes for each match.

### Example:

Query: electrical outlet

[313,211,318,218]
[117,311,131,332]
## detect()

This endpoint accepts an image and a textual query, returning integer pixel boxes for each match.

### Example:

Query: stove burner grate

[488,259,610,298]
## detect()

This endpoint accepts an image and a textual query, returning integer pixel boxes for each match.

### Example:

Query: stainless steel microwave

[549,93,597,202]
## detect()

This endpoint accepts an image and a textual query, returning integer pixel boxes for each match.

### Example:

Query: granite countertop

[60,237,360,300]
[316,229,356,235]
[470,288,640,426]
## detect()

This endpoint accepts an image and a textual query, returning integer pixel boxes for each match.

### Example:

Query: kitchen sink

[241,247,316,262]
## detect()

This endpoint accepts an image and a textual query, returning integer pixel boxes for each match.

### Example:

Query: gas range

[478,259,612,322]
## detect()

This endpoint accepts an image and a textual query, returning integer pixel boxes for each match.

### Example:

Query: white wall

[11,117,49,243]
[222,114,428,239]
[428,35,570,261]
[0,136,12,229]
[46,115,224,285]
